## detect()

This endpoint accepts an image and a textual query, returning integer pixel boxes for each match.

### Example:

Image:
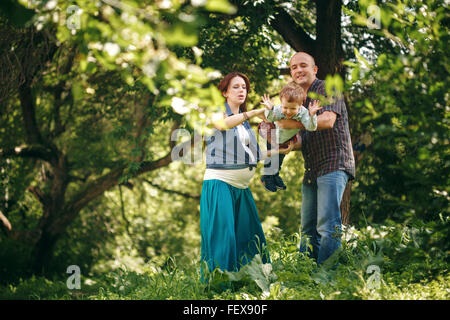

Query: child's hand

[308,100,322,116]
[260,94,274,110]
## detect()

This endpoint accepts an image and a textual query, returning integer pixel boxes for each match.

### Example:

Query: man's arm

[277,111,337,130]
[316,111,337,130]
[276,119,305,130]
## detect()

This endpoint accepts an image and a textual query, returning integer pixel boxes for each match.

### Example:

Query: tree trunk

[340,181,352,225]
[315,0,353,224]
[31,228,59,275]
[315,0,345,79]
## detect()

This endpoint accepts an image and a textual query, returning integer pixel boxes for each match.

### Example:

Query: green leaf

[325,74,344,99]
[205,0,236,14]
[163,24,198,46]
[71,82,84,103]
[354,48,370,69]
[225,254,277,293]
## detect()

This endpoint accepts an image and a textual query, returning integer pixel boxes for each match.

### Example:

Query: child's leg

[261,140,278,192]
[273,135,296,190]
[263,140,281,175]
[258,122,280,177]
[278,153,286,173]
[258,122,280,192]
[273,153,287,190]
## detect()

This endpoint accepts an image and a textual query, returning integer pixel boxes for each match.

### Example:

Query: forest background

[0,0,448,300]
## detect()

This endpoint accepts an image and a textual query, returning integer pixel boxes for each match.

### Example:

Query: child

[258,82,322,192]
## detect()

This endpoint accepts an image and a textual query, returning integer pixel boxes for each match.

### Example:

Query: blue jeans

[299,170,349,264]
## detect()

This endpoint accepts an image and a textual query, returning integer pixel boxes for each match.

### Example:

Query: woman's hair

[217,72,251,112]
[280,81,304,105]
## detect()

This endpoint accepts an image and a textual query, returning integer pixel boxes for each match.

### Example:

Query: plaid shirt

[301,78,355,185]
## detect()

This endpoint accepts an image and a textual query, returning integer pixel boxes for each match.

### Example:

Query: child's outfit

[258,105,318,192]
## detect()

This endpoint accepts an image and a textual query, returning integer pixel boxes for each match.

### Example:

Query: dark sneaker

[261,175,277,192]
[274,173,287,190]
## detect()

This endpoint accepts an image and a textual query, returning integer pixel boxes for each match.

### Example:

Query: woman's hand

[261,94,274,110]
[250,108,266,117]
[248,108,266,121]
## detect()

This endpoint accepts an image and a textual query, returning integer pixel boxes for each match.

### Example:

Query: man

[277,52,355,264]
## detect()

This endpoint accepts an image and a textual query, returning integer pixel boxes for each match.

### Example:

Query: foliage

[0,221,448,300]
[0,0,235,276]
[345,0,449,223]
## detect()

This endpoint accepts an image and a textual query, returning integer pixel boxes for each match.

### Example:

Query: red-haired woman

[200,72,292,281]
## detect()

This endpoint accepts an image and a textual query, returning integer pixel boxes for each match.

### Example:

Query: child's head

[279,82,304,118]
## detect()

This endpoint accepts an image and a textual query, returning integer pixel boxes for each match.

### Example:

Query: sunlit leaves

[26,0,236,124]
[205,0,237,14]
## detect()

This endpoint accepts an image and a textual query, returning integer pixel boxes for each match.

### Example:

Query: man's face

[281,98,300,119]
[290,53,318,88]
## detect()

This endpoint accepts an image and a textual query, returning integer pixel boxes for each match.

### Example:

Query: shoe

[274,173,287,190]
[261,175,277,192]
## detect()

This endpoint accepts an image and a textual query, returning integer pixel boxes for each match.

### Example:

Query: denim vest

[206,103,261,170]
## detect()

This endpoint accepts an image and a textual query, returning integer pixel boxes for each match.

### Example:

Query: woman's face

[224,76,247,107]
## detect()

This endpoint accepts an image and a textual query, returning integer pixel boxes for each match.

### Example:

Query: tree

[0,0,232,274]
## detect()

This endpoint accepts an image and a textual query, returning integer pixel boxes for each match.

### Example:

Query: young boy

[258,82,322,192]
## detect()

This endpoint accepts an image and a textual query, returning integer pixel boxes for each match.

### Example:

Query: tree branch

[40,118,190,237]
[137,152,174,176]
[28,186,48,206]
[0,210,12,231]
[269,6,316,55]
[49,150,177,235]
[0,144,54,162]
[4,228,42,245]
[142,178,200,200]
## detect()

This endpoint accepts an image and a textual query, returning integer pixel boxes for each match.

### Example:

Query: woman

[200,72,293,280]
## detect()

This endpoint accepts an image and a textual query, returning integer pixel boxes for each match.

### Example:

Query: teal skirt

[200,179,269,278]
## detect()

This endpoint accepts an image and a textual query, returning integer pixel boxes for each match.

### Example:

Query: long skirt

[200,179,269,279]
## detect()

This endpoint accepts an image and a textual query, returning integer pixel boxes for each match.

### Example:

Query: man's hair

[279,82,304,105]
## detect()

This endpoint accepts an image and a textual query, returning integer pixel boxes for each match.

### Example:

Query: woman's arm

[212,108,266,130]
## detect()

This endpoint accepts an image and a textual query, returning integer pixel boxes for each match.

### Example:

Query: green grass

[1,220,449,300]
